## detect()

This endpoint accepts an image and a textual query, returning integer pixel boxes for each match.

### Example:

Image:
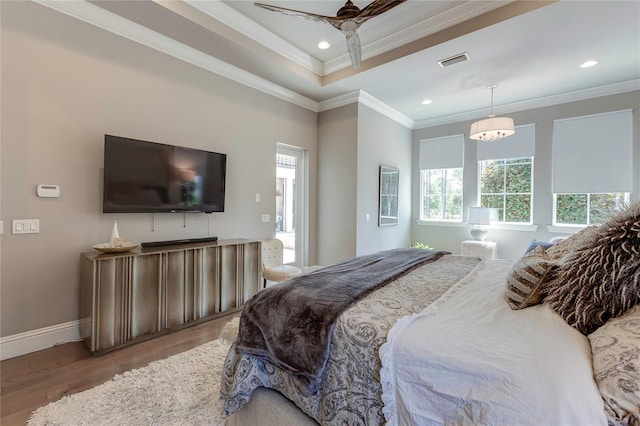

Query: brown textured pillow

[546,223,602,261]
[505,246,554,310]
[545,202,640,335]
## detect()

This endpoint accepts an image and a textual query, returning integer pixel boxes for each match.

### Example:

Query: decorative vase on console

[110,221,123,248]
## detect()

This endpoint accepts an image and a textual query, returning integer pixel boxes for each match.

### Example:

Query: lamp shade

[178,169,196,182]
[467,207,497,225]
[470,117,515,142]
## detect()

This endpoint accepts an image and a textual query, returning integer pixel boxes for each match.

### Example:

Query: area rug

[28,317,239,426]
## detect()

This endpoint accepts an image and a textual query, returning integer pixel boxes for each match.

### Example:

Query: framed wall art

[378,165,399,226]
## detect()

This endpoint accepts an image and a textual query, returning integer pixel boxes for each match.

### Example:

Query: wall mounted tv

[103,135,226,213]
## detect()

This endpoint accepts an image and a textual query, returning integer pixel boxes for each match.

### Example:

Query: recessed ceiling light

[318,41,330,50]
[580,60,598,68]
[421,99,432,105]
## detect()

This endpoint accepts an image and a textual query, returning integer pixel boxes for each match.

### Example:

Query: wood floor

[0,312,240,425]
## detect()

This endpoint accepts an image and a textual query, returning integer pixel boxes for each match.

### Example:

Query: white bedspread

[380,258,607,426]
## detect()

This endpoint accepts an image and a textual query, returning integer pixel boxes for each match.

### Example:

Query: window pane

[480,157,532,223]
[420,167,462,221]
[429,170,443,194]
[426,195,442,219]
[481,160,504,194]
[589,193,625,224]
[505,162,532,193]
[481,195,504,221]
[556,194,587,224]
[505,194,531,222]
[444,194,462,219]
[445,168,463,220]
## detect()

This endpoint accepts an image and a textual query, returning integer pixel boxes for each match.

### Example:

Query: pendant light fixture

[470,84,515,142]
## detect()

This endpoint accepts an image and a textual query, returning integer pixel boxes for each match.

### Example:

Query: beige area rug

[28,317,240,426]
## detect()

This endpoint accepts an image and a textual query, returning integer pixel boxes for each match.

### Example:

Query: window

[555,193,629,225]
[476,124,535,224]
[479,156,533,223]
[420,168,463,220]
[551,110,632,227]
[552,110,632,195]
[418,134,465,222]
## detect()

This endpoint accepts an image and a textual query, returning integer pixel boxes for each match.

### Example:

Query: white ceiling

[41,0,640,128]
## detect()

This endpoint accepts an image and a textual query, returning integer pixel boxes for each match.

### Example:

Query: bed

[221,203,640,425]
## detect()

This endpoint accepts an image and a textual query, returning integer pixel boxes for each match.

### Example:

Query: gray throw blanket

[234,248,449,393]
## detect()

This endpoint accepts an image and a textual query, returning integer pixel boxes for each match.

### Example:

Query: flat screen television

[103,135,226,213]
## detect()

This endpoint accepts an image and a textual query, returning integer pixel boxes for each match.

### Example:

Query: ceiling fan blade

[343,28,362,69]
[255,0,405,68]
[254,2,341,28]
[355,0,406,23]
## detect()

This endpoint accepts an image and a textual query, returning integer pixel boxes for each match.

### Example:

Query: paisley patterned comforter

[221,254,481,425]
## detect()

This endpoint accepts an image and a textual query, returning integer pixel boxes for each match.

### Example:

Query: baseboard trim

[0,320,83,361]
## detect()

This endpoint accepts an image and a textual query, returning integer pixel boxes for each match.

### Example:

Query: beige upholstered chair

[261,239,302,288]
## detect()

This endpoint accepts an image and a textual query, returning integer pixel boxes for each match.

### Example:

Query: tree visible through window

[420,168,463,221]
[479,157,533,223]
[555,193,628,225]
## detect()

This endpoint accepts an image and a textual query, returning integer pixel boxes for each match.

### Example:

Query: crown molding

[358,91,415,129]
[33,0,320,113]
[413,79,640,129]
[185,0,325,76]
[318,91,361,111]
[319,90,415,129]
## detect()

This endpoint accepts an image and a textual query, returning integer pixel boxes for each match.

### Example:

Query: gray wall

[356,105,412,255]
[317,103,412,265]
[317,104,358,266]
[411,91,640,260]
[0,2,318,337]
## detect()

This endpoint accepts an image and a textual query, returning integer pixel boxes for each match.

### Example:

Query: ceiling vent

[438,53,470,68]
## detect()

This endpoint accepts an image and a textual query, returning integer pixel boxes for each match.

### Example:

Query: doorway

[276,144,306,266]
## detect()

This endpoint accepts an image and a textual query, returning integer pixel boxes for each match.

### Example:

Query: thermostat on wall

[37,184,60,198]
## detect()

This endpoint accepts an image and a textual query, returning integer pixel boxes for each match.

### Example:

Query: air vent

[438,53,470,68]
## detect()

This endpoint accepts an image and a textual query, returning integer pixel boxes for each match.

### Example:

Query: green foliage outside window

[555,193,627,225]
[420,168,462,221]
[479,157,532,223]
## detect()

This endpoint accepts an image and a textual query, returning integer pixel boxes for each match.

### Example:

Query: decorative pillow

[524,239,553,255]
[545,224,602,261]
[588,306,640,426]
[505,246,554,310]
[544,202,640,334]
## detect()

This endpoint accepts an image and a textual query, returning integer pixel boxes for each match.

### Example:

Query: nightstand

[461,240,497,259]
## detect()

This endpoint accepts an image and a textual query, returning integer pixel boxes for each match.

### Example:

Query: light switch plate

[261,214,270,223]
[12,219,39,234]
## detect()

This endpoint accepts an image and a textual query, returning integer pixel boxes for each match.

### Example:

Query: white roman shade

[476,123,535,161]
[552,109,633,194]
[419,134,464,170]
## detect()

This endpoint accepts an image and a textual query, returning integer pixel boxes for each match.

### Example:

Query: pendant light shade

[470,116,515,141]
[470,84,515,142]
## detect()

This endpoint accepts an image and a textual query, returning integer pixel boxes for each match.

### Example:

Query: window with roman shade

[477,123,535,223]
[419,134,464,221]
[551,109,632,225]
